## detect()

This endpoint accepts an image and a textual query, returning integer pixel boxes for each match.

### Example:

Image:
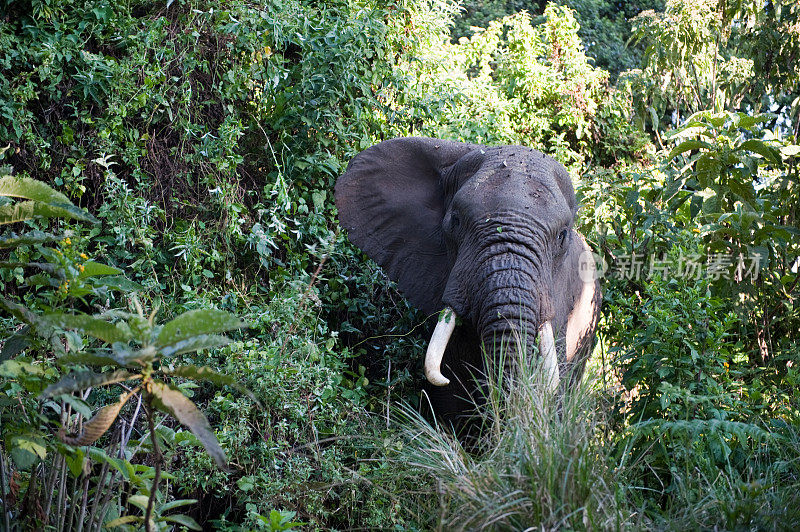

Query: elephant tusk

[538,321,559,392]
[425,307,456,386]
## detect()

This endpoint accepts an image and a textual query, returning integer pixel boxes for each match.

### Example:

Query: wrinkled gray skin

[335,138,601,424]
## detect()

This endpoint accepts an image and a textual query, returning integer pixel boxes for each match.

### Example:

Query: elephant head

[335,138,601,418]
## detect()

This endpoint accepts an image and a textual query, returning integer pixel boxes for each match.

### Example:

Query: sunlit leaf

[159,499,199,512]
[780,144,800,157]
[735,113,774,130]
[104,515,141,528]
[9,433,47,470]
[79,260,123,277]
[127,495,150,511]
[0,175,70,203]
[0,359,45,379]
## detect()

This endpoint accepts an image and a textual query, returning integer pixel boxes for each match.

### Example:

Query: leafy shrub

[169,287,418,530]
[580,103,800,526]
[395,2,648,168]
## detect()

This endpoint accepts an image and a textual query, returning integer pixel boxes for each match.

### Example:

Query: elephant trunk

[472,247,559,390]
[479,316,559,392]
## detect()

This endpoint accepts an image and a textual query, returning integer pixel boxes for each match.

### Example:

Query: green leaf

[43,313,132,344]
[2,260,63,276]
[0,200,98,225]
[0,230,61,249]
[159,334,231,357]
[667,140,710,160]
[64,448,87,477]
[57,351,123,367]
[702,190,720,214]
[695,155,721,187]
[57,393,93,419]
[269,509,305,530]
[0,175,71,203]
[110,343,157,365]
[91,275,143,291]
[728,179,756,206]
[159,514,202,530]
[87,448,137,482]
[149,380,228,470]
[79,261,123,277]
[736,113,774,130]
[0,359,45,378]
[10,434,47,470]
[0,295,49,329]
[1,330,30,361]
[689,194,703,219]
[159,499,199,512]
[624,189,639,208]
[156,309,245,348]
[41,369,140,398]
[738,139,781,165]
[648,106,659,133]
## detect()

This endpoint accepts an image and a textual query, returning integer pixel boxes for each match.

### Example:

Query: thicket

[1,0,798,530]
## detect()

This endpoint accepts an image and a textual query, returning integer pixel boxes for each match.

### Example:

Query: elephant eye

[450,213,461,230]
[558,229,568,247]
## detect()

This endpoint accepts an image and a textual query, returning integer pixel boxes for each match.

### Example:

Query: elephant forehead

[462,161,566,212]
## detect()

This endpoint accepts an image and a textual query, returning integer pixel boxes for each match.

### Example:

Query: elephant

[335,137,601,424]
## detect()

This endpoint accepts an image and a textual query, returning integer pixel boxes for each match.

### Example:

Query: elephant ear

[335,137,482,314]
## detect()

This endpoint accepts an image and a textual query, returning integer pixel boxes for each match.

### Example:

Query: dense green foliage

[1,0,798,529]
[452,0,665,77]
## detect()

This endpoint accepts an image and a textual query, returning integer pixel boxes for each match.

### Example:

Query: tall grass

[394,341,636,530]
